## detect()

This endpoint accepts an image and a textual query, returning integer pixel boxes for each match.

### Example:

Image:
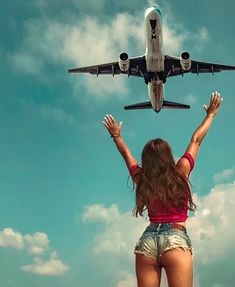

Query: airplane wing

[68,56,146,77]
[165,55,235,77]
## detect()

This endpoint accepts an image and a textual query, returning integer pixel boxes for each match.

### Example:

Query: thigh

[135,253,162,287]
[160,248,193,287]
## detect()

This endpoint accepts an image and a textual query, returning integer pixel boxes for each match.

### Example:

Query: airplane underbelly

[145,32,164,72]
[148,80,164,112]
[146,53,164,72]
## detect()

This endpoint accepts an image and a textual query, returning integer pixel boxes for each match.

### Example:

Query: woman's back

[129,139,196,222]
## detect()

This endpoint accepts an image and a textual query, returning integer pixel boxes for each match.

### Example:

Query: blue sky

[0,0,235,286]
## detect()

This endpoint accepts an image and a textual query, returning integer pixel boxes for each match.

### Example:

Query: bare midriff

[175,221,186,227]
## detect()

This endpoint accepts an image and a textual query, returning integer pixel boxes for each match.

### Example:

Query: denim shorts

[134,223,194,262]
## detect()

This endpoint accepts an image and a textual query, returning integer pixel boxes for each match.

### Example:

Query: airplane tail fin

[124,100,190,111]
[162,100,190,109]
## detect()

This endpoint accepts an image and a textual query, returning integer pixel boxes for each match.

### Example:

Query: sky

[0,0,235,286]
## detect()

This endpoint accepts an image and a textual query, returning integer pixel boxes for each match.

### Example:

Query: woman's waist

[145,222,187,233]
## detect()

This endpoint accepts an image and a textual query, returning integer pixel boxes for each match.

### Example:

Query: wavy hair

[134,138,196,217]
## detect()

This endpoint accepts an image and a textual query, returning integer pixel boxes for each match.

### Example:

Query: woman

[103,92,222,287]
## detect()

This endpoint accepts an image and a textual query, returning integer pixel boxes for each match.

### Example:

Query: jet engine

[180,51,191,71]
[119,53,130,72]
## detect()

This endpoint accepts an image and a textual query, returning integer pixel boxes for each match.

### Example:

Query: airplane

[68,6,235,113]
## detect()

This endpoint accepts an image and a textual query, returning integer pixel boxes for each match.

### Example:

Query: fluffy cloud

[9,16,139,99]
[24,232,49,255]
[0,228,49,254]
[82,203,147,257]
[21,251,69,276]
[82,203,120,224]
[0,228,69,276]
[0,228,24,250]
[162,19,185,55]
[188,181,235,264]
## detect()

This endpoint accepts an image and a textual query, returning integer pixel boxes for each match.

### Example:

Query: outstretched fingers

[206,91,223,115]
[102,120,109,128]
[104,114,112,126]
[204,91,223,115]
[108,114,115,124]
[211,91,222,108]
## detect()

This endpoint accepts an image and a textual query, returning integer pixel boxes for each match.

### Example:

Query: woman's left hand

[103,114,122,137]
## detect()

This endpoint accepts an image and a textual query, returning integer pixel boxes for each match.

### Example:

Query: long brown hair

[134,138,196,217]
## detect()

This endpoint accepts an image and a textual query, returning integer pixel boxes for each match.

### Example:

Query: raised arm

[177,91,222,177]
[103,114,138,171]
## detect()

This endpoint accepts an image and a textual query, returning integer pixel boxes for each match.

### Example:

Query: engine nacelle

[119,53,130,72]
[180,51,191,71]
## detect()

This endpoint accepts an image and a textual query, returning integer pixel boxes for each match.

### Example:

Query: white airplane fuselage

[144,7,164,112]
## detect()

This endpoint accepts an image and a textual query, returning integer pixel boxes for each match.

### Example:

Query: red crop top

[129,152,194,223]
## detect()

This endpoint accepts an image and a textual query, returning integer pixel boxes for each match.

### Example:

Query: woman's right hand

[203,91,223,116]
[103,114,123,137]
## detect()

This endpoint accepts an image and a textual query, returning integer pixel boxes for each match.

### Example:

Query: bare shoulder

[176,157,191,178]
[130,164,142,184]
[176,139,199,177]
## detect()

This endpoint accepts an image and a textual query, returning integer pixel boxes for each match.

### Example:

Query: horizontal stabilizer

[163,100,190,109]
[124,100,190,111]
[124,101,152,110]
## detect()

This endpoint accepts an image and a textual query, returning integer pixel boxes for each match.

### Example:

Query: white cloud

[162,18,185,55]
[82,203,120,224]
[57,13,143,99]
[0,228,69,276]
[0,228,50,255]
[0,228,24,250]
[82,203,148,258]
[21,251,69,276]
[24,232,49,255]
[213,168,234,183]
[188,181,235,264]
[9,15,140,99]
[62,14,144,66]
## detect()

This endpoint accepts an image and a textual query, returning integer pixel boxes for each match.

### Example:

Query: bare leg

[160,248,193,287]
[135,253,162,287]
